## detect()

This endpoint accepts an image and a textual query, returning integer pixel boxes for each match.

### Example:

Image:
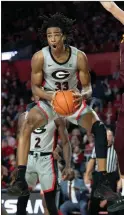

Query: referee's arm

[84,147,96,184]
[84,158,95,184]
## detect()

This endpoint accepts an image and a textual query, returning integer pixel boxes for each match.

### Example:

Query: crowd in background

[2,1,124,54]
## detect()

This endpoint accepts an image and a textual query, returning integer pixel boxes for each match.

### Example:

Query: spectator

[2,139,14,158]
[60,170,89,215]
[91,81,104,111]
[113,93,122,112]
[2,2,122,53]
[4,130,16,149]
[71,135,81,150]
[72,146,85,175]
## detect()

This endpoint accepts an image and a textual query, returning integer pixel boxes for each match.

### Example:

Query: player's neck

[51,45,66,58]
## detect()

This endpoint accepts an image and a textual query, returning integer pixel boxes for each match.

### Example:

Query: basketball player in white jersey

[15,111,73,215]
[8,13,117,210]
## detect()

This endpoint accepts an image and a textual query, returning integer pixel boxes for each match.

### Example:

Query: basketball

[52,90,78,116]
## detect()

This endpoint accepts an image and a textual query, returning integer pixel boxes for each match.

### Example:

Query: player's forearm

[79,70,91,88]
[62,141,72,168]
[79,71,92,98]
[32,85,53,101]
[109,3,124,24]
[119,42,124,86]
[101,2,124,24]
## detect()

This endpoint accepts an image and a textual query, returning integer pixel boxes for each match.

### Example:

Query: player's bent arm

[100,2,124,24]
[55,118,72,168]
[77,51,92,98]
[31,51,54,101]
[17,113,26,139]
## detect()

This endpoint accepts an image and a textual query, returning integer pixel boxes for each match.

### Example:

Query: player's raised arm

[31,51,54,101]
[77,51,92,99]
[100,1,124,24]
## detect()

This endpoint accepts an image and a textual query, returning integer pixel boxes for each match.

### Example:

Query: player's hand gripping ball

[51,90,82,116]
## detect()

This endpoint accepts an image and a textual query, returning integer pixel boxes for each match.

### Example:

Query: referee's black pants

[89,171,119,215]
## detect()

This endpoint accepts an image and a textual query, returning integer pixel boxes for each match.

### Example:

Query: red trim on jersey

[76,71,79,81]
[52,129,58,151]
[43,155,56,193]
[42,80,46,87]
[58,210,64,215]
[28,187,33,191]
[76,101,87,121]
[37,101,48,120]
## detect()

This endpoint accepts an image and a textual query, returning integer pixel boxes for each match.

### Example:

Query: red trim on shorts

[42,80,46,87]
[58,210,64,215]
[76,101,87,121]
[43,155,56,193]
[28,187,33,191]
[37,101,48,120]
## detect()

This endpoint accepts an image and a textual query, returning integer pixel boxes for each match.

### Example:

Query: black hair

[38,13,75,45]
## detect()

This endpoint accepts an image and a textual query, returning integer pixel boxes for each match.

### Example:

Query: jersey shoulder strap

[70,46,79,56]
[42,46,49,58]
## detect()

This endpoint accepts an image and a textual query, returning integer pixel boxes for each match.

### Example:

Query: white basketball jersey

[30,121,57,152]
[42,46,79,91]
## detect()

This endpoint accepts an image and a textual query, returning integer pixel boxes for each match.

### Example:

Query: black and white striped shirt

[91,144,118,173]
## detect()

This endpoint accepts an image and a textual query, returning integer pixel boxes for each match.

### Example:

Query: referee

[84,129,120,215]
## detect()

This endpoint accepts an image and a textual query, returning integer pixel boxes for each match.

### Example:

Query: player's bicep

[31,51,44,86]
[77,51,91,86]
[31,72,43,86]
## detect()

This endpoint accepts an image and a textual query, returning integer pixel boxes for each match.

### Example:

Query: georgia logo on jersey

[52,70,70,80]
[33,126,46,134]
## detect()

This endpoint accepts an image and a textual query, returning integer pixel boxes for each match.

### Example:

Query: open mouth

[52,45,57,49]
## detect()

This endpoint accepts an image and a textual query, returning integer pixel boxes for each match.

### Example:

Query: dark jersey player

[100,1,124,212]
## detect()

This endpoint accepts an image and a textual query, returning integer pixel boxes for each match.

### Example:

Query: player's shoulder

[42,46,49,52]
[70,45,78,52]
[77,48,86,57]
[32,50,44,62]
[77,48,87,61]
[32,46,49,60]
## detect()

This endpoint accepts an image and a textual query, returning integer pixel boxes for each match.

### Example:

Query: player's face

[47,27,64,51]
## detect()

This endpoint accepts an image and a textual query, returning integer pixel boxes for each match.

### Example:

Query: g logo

[33,126,46,134]
[52,70,70,80]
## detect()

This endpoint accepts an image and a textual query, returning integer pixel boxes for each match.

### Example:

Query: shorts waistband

[29,151,52,156]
